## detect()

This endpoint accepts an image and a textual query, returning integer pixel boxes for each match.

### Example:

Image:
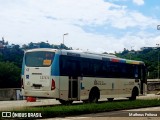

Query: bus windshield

[25,51,55,67]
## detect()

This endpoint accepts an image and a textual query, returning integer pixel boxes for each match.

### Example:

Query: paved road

[0,94,159,111]
[47,106,160,120]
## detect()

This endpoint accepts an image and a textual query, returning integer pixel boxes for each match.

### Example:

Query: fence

[0,88,23,101]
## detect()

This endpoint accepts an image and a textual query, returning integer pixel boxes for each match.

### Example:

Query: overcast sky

[0,0,160,53]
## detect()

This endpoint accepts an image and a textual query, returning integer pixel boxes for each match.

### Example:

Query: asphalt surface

[48,106,160,120]
[0,94,159,111]
[0,94,160,120]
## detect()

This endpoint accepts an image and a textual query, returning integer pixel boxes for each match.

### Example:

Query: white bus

[21,48,147,104]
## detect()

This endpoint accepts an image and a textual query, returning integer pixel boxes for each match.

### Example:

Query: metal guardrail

[147,79,160,90]
[0,88,23,101]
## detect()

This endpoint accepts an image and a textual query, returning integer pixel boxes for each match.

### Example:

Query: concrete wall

[0,88,23,101]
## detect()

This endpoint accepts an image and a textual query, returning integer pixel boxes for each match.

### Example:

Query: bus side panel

[80,77,134,100]
[59,76,69,100]
[51,76,60,98]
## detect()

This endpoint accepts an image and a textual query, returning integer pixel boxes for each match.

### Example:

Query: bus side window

[60,55,67,76]
[134,65,139,78]
[67,60,80,77]
[87,59,103,77]
[81,60,90,77]
[126,64,134,78]
[102,61,108,77]
[60,55,81,77]
[138,65,141,79]
[120,63,127,78]
[109,62,120,78]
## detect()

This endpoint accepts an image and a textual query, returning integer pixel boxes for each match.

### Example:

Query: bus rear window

[25,51,55,67]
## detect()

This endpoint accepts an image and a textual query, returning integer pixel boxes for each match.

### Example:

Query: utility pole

[63,33,68,45]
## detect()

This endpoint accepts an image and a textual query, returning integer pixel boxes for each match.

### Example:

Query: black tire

[59,99,73,105]
[89,88,99,103]
[82,100,89,103]
[107,98,114,102]
[129,88,138,101]
[129,95,136,100]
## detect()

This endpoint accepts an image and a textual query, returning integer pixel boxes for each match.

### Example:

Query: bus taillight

[51,79,55,90]
[21,78,24,89]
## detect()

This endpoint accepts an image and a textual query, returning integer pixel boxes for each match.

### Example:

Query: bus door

[67,60,80,100]
[140,65,147,95]
[136,65,146,95]
[140,66,144,94]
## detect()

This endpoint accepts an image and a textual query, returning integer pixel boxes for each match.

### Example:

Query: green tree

[0,62,21,88]
[39,42,52,48]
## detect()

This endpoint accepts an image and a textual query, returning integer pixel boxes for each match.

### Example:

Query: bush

[0,62,21,88]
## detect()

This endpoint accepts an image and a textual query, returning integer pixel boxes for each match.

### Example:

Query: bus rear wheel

[107,98,114,102]
[59,99,73,105]
[82,100,89,103]
[89,88,99,103]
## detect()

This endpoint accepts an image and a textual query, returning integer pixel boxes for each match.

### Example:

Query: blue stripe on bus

[119,59,126,63]
[51,54,60,76]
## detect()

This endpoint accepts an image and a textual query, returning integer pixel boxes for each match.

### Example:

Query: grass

[12,99,160,118]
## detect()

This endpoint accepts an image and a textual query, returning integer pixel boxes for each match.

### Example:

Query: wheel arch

[89,86,100,99]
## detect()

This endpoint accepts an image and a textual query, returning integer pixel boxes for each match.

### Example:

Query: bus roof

[60,49,145,65]
[25,48,145,65]
[24,48,58,53]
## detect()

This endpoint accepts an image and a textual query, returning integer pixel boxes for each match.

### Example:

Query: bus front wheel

[129,87,138,101]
